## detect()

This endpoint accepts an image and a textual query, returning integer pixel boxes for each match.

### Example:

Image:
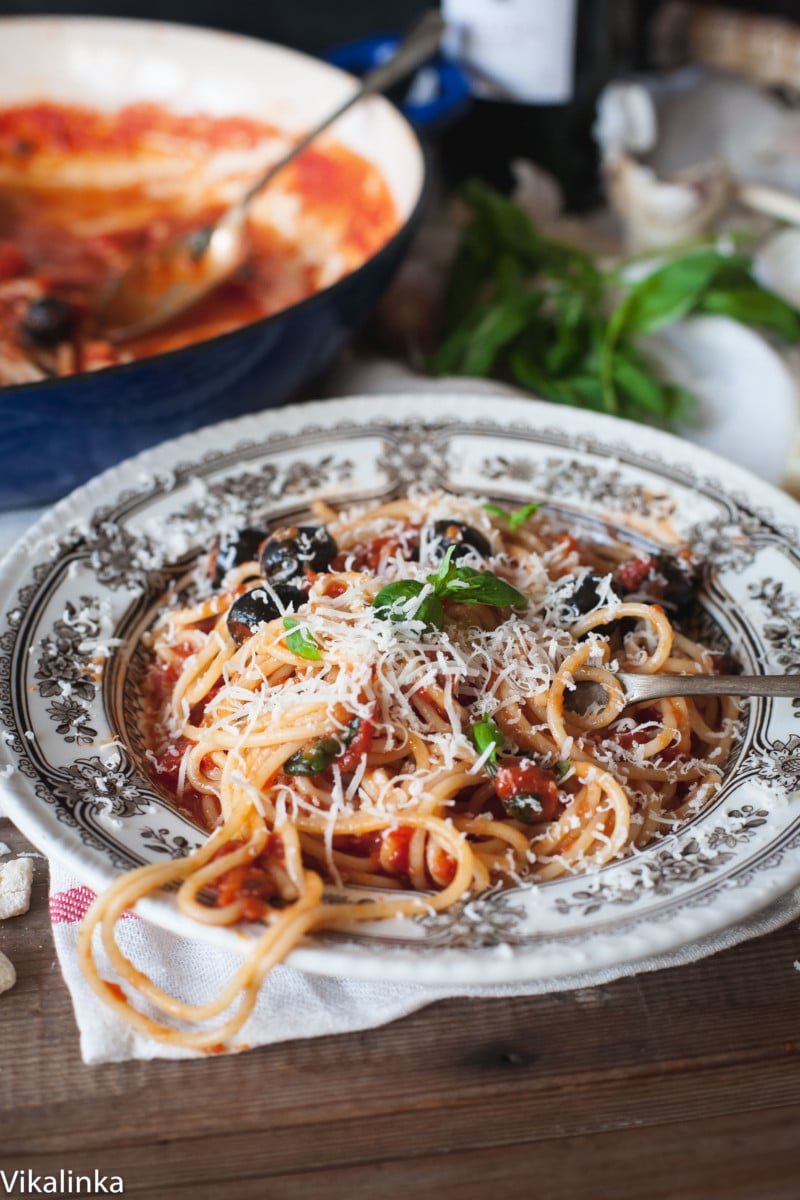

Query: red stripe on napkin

[50,886,136,925]
[50,885,97,923]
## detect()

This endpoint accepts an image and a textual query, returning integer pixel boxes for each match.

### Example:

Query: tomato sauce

[140,651,214,828]
[494,760,561,822]
[0,101,398,383]
[381,825,415,876]
[209,840,279,921]
[335,717,375,772]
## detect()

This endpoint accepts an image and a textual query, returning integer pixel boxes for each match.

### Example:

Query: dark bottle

[438,0,616,211]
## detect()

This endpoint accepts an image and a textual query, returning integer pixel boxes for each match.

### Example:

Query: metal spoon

[566,672,800,717]
[96,10,445,341]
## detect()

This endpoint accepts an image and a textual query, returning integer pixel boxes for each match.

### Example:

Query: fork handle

[623,672,800,703]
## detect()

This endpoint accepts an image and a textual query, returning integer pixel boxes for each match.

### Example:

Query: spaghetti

[78,491,738,1048]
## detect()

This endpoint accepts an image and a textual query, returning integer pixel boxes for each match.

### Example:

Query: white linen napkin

[48,864,800,1063]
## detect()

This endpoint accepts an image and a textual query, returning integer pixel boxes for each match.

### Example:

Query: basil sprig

[283,717,359,776]
[373,546,526,632]
[283,616,321,661]
[432,179,800,425]
[483,502,541,532]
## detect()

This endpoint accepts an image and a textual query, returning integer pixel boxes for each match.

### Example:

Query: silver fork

[566,672,800,715]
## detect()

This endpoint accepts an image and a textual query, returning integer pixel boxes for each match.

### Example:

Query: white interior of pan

[0,16,425,220]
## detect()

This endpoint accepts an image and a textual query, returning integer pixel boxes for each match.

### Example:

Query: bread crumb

[0,951,15,994]
[0,857,33,919]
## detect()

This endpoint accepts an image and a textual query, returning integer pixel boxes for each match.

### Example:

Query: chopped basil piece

[283,718,360,776]
[283,616,322,660]
[471,714,504,775]
[425,543,458,591]
[502,793,546,825]
[483,502,541,532]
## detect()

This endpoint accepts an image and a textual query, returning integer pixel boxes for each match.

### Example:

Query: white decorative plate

[1,393,800,985]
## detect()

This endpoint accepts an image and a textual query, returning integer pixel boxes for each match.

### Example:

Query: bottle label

[442,0,577,104]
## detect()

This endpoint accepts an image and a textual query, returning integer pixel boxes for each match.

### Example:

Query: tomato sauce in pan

[0,102,399,383]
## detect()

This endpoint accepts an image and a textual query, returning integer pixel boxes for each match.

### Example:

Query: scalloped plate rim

[1,390,799,986]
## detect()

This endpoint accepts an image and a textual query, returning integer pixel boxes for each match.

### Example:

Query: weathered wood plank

[159,1105,800,1200]
[4,1105,800,1200]
[6,1032,800,1155]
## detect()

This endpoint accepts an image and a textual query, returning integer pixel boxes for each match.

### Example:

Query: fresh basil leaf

[660,384,696,423]
[372,580,444,631]
[507,348,550,395]
[612,250,727,337]
[431,321,478,375]
[699,253,755,292]
[372,578,425,613]
[457,293,543,377]
[555,759,572,780]
[460,178,543,263]
[697,285,800,341]
[440,565,527,608]
[542,242,602,295]
[460,177,598,288]
[600,250,730,411]
[511,358,606,413]
[426,544,458,594]
[471,714,504,774]
[414,592,446,630]
[508,503,541,531]
[483,503,509,522]
[374,548,524,628]
[559,375,608,412]
[483,502,541,532]
[443,178,603,341]
[283,616,322,661]
[612,356,670,417]
[542,288,591,374]
[494,250,527,298]
[425,545,525,608]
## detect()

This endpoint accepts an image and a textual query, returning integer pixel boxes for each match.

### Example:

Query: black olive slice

[566,572,605,615]
[259,525,338,587]
[657,556,698,620]
[211,528,268,585]
[226,584,307,645]
[429,520,492,563]
[19,296,75,347]
[615,553,698,621]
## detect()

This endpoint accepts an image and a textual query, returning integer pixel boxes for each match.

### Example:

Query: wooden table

[1,812,798,1200]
